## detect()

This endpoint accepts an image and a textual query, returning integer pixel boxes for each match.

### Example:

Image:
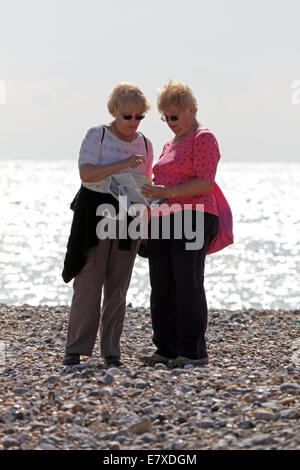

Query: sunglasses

[122,114,145,121]
[161,115,179,122]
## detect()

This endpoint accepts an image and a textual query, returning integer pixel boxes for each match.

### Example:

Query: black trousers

[148,211,219,359]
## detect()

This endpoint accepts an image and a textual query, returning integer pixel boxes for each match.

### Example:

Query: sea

[0,160,299,311]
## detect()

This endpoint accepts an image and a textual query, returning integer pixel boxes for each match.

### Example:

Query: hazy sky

[0,0,299,162]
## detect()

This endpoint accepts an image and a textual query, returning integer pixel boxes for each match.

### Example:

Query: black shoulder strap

[139,132,148,155]
[101,126,105,143]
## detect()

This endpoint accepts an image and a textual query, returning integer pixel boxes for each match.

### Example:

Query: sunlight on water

[0,160,299,310]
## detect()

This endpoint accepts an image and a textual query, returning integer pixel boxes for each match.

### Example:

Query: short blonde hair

[107,82,151,117]
[157,80,198,113]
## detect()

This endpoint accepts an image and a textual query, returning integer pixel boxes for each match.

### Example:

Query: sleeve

[193,131,221,183]
[78,126,102,168]
[146,139,154,182]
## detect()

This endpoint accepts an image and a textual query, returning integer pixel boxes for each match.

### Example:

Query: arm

[80,155,146,183]
[80,161,126,183]
[141,178,213,199]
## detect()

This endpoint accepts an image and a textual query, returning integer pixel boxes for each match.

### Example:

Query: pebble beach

[0,304,299,451]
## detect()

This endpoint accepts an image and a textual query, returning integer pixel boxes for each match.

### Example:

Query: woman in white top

[63,83,153,367]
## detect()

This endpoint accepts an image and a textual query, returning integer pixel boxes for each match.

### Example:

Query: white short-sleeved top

[78,125,154,193]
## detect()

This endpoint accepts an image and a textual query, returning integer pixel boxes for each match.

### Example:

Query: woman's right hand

[122,154,146,169]
[80,154,147,183]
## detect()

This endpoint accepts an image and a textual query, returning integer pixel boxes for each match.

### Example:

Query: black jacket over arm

[62,186,133,283]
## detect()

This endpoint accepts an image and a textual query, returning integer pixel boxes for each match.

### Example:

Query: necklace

[110,121,139,165]
[111,121,136,144]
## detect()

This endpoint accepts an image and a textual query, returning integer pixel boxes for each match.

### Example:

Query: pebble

[44,375,60,384]
[13,388,29,395]
[139,433,157,444]
[134,380,148,389]
[0,304,299,450]
[253,409,276,421]
[239,419,256,429]
[102,373,115,386]
[108,441,122,450]
[200,389,217,397]
[40,443,57,450]
[198,420,215,428]
[211,404,219,412]
[263,400,281,411]
[2,438,20,449]
[242,433,274,447]
[129,418,152,435]
[280,383,300,393]
[106,367,125,376]
[279,409,298,420]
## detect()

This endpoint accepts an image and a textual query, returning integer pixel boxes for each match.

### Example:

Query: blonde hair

[157,80,198,113]
[107,82,151,117]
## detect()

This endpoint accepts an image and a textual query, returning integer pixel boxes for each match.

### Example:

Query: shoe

[63,353,80,365]
[139,353,175,365]
[168,356,209,368]
[104,356,123,367]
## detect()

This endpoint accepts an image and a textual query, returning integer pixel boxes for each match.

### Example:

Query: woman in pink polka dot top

[140,80,220,368]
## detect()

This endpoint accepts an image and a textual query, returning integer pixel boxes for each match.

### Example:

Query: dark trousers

[148,211,219,359]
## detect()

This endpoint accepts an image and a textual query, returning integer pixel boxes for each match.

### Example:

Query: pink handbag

[206,182,233,255]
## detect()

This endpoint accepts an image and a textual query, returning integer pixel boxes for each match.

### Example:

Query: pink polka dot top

[153,129,221,215]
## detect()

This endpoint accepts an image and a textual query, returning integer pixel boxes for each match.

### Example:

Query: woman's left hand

[141,184,168,199]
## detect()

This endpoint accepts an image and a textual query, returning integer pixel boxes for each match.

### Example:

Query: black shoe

[104,356,123,367]
[63,353,80,365]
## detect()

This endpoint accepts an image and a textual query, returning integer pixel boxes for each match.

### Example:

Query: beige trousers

[65,237,140,358]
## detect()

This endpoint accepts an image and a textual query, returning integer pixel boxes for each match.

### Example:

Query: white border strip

[291,339,300,367]
[0,81,6,105]
[0,341,6,365]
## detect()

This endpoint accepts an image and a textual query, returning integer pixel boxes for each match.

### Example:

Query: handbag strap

[101,125,105,143]
[98,125,105,163]
[139,132,148,156]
